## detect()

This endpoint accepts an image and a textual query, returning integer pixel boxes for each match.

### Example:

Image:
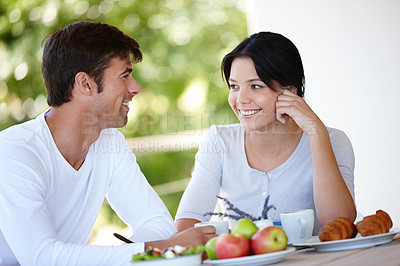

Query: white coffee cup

[194,220,229,235]
[280,209,314,243]
[254,219,274,230]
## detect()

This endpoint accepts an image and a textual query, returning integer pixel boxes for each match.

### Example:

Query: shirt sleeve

[106,131,177,243]
[329,129,356,200]
[0,143,143,266]
[175,126,224,222]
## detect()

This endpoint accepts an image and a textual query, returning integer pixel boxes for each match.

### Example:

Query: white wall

[245,0,400,227]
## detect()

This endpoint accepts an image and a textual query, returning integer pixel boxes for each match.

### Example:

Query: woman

[175,32,356,234]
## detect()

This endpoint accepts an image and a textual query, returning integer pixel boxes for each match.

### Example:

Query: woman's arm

[307,123,356,226]
[175,218,202,232]
[276,89,356,226]
[174,126,224,229]
[145,225,215,250]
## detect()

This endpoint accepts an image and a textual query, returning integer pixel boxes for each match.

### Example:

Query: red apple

[215,233,250,259]
[251,226,288,255]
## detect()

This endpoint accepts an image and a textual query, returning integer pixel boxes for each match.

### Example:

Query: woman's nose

[237,89,251,103]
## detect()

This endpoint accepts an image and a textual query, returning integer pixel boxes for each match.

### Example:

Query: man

[0,21,215,266]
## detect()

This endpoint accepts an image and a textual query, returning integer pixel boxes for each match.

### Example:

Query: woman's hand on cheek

[276,111,291,124]
[275,89,321,135]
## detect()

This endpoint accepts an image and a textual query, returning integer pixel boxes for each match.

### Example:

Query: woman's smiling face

[228,57,281,133]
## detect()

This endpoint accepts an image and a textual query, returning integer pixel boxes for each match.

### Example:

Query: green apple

[251,226,288,254]
[231,218,259,240]
[205,236,219,260]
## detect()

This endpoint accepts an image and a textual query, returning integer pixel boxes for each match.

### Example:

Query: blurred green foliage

[0,0,247,133]
[0,0,247,234]
[138,150,196,186]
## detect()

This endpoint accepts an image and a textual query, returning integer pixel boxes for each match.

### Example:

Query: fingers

[184,226,217,245]
[158,225,219,250]
[195,225,216,234]
[276,113,290,124]
[193,226,217,243]
[278,88,298,102]
[276,88,305,121]
[203,233,217,243]
[276,90,296,124]
[281,87,296,95]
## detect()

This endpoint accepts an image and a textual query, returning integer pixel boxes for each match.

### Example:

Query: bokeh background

[4,0,398,246]
[0,0,248,244]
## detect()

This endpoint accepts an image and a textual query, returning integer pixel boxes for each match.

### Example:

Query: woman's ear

[289,86,298,95]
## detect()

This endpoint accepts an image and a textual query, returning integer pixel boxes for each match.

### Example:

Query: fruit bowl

[131,252,202,266]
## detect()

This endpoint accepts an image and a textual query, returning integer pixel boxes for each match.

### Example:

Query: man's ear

[74,72,96,96]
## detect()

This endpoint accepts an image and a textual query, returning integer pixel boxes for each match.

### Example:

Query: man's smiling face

[93,56,141,129]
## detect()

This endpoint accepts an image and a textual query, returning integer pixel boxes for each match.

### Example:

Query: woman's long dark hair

[222,32,305,98]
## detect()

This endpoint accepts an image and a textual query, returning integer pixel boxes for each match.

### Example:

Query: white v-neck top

[176,124,355,235]
[0,112,176,266]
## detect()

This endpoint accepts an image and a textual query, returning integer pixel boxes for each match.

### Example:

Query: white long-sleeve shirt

[0,112,176,266]
[175,124,355,235]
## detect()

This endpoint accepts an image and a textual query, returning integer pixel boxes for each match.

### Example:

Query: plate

[292,228,399,252]
[203,247,296,266]
[131,253,201,266]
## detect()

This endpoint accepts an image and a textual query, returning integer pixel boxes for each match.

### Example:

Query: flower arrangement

[204,195,276,221]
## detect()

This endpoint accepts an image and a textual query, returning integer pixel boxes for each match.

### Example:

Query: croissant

[356,210,393,236]
[319,217,357,242]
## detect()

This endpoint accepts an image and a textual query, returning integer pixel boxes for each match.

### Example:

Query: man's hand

[145,225,217,250]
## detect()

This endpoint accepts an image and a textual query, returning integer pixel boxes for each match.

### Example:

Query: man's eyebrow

[121,68,133,75]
